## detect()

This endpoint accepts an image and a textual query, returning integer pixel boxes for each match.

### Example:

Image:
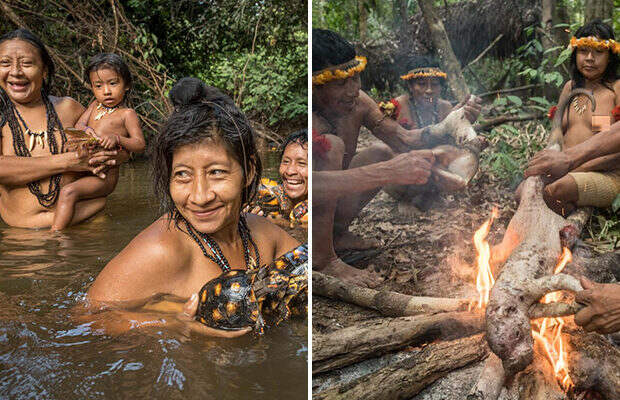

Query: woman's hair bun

[169,77,236,109]
[169,77,207,107]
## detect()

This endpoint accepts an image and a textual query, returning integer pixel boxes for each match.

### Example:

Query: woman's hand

[177,293,252,338]
[243,204,265,216]
[89,148,130,178]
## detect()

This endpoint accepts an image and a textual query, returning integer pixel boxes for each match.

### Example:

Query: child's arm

[74,102,97,136]
[118,109,146,153]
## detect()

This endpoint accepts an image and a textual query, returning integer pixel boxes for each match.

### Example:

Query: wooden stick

[314,334,489,400]
[312,311,484,374]
[467,353,504,400]
[465,34,504,69]
[479,84,542,98]
[475,114,544,131]
[313,271,473,316]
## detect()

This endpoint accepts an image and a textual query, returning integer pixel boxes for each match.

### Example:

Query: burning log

[467,353,505,400]
[567,331,620,400]
[485,176,585,376]
[314,334,489,400]
[313,271,473,316]
[312,311,484,374]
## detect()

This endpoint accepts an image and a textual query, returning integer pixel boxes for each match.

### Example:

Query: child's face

[576,42,610,82]
[89,68,127,107]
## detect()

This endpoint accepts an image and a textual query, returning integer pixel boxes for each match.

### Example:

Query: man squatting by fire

[526,20,620,334]
[312,29,481,287]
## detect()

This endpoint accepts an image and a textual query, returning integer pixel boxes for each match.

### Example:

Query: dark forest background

[0,0,308,141]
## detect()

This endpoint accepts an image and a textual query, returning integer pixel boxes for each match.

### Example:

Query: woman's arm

[85,221,249,337]
[74,101,96,134]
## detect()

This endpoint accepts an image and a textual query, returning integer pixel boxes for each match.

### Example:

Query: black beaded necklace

[2,92,67,207]
[183,214,260,273]
[409,96,439,128]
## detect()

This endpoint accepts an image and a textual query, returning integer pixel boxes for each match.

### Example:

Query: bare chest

[88,111,127,138]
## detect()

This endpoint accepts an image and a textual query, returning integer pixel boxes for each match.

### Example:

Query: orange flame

[532,247,573,391]
[473,207,499,308]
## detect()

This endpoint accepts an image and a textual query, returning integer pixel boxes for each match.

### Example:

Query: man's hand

[524,149,572,182]
[574,277,620,334]
[387,149,434,185]
[456,95,482,124]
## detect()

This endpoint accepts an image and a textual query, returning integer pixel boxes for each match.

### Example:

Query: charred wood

[312,311,484,374]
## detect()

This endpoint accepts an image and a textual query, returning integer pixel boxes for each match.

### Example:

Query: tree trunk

[584,0,613,23]
[312,311,484,374]
[358,0,368,41]
[314,334,489,400]
[417,0,470,101]
[541,0,560,99]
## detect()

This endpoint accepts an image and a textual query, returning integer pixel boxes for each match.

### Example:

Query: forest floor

[313,128,517,335]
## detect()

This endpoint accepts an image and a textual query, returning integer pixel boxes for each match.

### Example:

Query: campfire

[313,176,619,400]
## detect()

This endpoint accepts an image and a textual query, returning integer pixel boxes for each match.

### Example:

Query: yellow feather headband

[401,67,447,80]
[312,56,367,85]
[569,36,620,55]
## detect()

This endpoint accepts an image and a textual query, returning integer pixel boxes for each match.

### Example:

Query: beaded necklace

[184,215,260,273]
[94,102,119,121]
[5,95,67,207]
[409,96,439,128]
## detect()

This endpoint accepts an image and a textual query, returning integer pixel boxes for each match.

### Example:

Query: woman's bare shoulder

[88,217,190,301]
[244,214,300,259]
[51,96,85,113]
[393,94,409,104]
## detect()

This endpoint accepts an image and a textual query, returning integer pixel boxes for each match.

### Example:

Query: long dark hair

[150,77,262,224]
[570,19,619,89]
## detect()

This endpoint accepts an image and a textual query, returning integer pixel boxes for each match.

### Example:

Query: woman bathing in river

[0,29,125,229]
[84,78,301,337]
[251,129,308,226]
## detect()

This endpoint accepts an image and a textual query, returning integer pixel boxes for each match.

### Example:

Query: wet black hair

[279,128,308,159]
[312,29,357,72]
[150,77,262,224]
[0,28,55,93]
[84,53,132,100]
[570,19,619,89]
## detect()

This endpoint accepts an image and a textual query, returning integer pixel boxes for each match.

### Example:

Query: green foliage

[585,208,619,252]
[123,0,308,129]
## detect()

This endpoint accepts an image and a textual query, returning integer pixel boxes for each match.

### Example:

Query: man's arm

[313,149,434,203]
[358,91,427,152]
[525,122,620,179]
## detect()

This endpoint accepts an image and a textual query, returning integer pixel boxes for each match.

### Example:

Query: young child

[51,53,145,230]
[543,19,620,215]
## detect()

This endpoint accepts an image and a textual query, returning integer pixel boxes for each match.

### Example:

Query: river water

[0,161,308,399]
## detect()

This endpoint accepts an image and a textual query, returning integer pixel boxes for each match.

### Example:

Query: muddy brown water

[0,161,308,399]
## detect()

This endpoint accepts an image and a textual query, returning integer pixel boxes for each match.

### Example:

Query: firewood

[467,353,505,400]
[485,176,585,376]
[312,311,484,374]
[314,334,488,400]
[312,271,473,316]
